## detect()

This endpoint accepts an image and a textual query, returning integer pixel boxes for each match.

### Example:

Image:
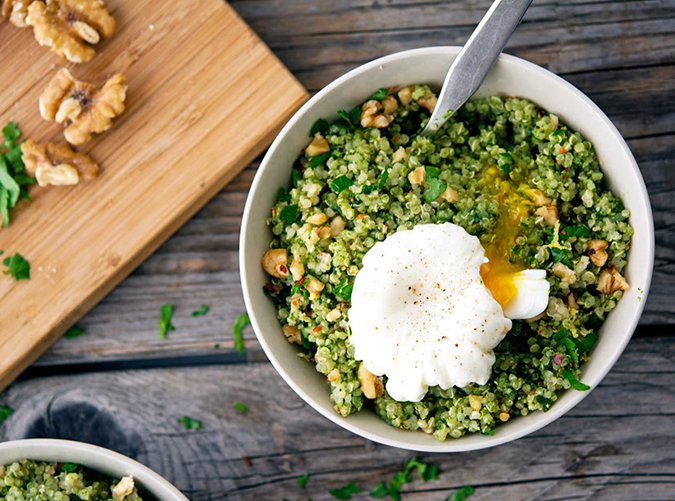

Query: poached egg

[348,222,549,402]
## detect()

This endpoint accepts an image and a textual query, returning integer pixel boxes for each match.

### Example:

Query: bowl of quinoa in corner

[0,439,188,501]
[240,47,654,452]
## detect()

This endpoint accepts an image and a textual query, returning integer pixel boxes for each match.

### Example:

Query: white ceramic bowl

[240,47,654,452]
[0,439,188,500]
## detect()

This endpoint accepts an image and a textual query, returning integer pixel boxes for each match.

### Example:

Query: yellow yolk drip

[478,167,534,309]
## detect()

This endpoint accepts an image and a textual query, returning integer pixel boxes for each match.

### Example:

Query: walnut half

[21,139,98,186]
[26,0,115,63]
[40,68,127,146]
[1,0,33,27]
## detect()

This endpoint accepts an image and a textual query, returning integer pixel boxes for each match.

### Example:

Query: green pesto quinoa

[0,460,142,501]
[262,85,632,440]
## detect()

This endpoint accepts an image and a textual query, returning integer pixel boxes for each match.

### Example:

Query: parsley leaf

[367,88,389,101]
[232,313,250,354]
[158,304,175,339]
[233,402,248,412]
[550,247,572,267]
[0,405,13,424]
[378,168,390,189]
[309,118,329,137]
[292,167,303,187]
[336,106,361,130]
[575,332,599,353]
[2,253,29,280]
[333,280,354,301]
[560,337,579,365]
[191,305,210,317]
[308,152,331,168]
[370,482,390,498]
[0,157,20,207]
[2,122,20,145]
[280,204,299,225]
[424,166,440,178]
[329,483,361,500]
[63,326,84,339]
[425,177,446,203]
[60,463,80,473]
[561,225,591,240]
[330,175,354,194]
[445,486,475,501]
[276,187,292,203]
[297,473,310,489]
[177,415,202,430]
[404,457,438,481]
[562,368,590,391]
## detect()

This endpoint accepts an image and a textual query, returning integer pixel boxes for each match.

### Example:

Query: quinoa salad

[261,85,632,440]
[0,459,142,501]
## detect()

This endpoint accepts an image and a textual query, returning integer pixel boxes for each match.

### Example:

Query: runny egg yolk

[478,167,533,309]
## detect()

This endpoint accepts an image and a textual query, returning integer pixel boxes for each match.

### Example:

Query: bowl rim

[240,46,655,452]
[0,438,189,500]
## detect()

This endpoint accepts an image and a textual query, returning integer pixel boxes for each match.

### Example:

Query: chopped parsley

[425,177,446,203]
[550,246,572,267]
[560,225,591,240]
[0,405,13,424]
[330,175,354,194]
[297,473,310,489]
[63,326,84,339]
[233,402,248,412]
[309,118,329,137]
[308,151,331,168]
[0,122,33,228]
[445,486,475,501]
[60,463,80,473]
[177,415,202,430]
[280,204,299,225]
[405,456,438,482]
[2,252,29,280]
[562,368,591,391]
[232,313,250,354]
[329,482,361,500]
[333,280,354,301]
[560,337,579,365]
[335,106,361,130]
[367,88,389,101]
[371,457,438,500]
[191,305,210,317]
[158,304,175,339]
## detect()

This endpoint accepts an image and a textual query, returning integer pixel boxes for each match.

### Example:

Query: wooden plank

[1,336,673,501]
[0,0,308,390]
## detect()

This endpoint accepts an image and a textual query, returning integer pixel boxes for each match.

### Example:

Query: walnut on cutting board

[21,139,98,186]
[1,0,33,27]
[40,68,126,145]
[25,0,115,63]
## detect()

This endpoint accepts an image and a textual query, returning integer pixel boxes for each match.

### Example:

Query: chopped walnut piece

[305,275,324,299]
[407,166,426,187]
[21,139,98,186]
[439,186,459,203]
[112,476,135,501]
[358,362,383,399]
[327,368,340,382]
[307,212,327,225]
[397,86,413,106]
[2,0,33,27]
[588,239,609,267]
[26,0,115,63]
[326,308,341,322]
[597,268,629,294]
[552,262,576,284]
[418,93,438,113]
[391,146,406,163]
[530,189,552,206]
[381,95,398,115]
[535,204,559,225]
[262,248,289,278]
[282,324,301,344]
[305,135,330,157]
[360,99,394,128]
[40,68,126,145]
[330,216,345,237]
[289,256,304,281]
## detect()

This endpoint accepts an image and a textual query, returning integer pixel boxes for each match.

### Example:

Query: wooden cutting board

[0,0,307,390]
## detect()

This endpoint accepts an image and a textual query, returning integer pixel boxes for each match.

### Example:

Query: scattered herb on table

[232,313,250,354]
[0,122,34,228]
[158,304,175,339]
[444,486,475,501]
[177,415,202,430]
[60,463,80,473]
[191,305,210,317]
[63,326,84,339]
[329,482,361,500]
[297,473,310,489]
[371,456,438,500]
[0,405,13,424]
[233,402,248,413]
[2,252,29,280]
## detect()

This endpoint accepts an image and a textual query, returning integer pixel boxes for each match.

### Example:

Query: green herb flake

[158,304,175,339]
[336,106,361,130]
[308,152,331,168]
[2,253,29,280]
[60,463,80,473]
[378,168,390,189]
[367,88,389,101]
[562,368,591,391]
[330,175,354,194]
[309,118,329,137]
[404,457,438,482]
[329,482,361,500]
[0,405,13,424]
[177,415,202,430]
[333,280,354,301]
[63,326,84,339]
[297,473,310,489]
[191,305,210,317]
[291,167,303,187]
[550,247,572,267]
[424,166,440,178]
[425,177,446,203]
[280,204,299,225]
[560,225,591,240]
[560,337,579,365]
[233,402,249,413]
[445,486,475,501]
[575,332,599,354]
[370,482,390,498]
[232,312,250,355]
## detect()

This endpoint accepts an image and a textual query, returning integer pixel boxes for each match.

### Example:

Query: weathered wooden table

[1,1,674,500]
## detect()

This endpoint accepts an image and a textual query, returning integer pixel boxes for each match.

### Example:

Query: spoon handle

[422,0,533,135]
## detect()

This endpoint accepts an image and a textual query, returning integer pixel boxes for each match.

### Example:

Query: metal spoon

[421,0,533,136]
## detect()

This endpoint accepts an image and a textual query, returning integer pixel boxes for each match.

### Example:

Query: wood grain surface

[0,0,307,390]
[1,0,674,500]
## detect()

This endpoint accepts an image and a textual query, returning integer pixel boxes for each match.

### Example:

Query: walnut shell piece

[39,68,127,146]
[21,139,98,186]
[2,0,34,27]
[25,0,116,63]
